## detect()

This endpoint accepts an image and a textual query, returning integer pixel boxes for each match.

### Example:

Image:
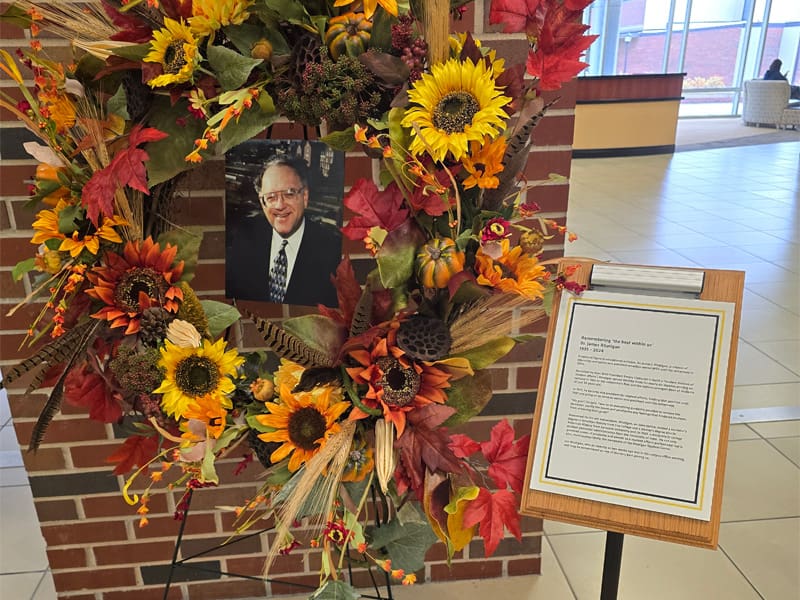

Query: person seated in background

[763,59,800,100]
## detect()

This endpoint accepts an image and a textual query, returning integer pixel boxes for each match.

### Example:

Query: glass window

[582,0,800,117]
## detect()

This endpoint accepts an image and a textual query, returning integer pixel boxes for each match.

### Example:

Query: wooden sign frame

[521,260,745,549]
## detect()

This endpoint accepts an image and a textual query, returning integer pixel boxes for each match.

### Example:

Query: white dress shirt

[269,218,305,287]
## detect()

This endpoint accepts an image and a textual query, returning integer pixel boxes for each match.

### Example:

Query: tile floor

[1,137,798,599]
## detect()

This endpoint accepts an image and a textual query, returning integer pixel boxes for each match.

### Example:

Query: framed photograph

[225,140,344,307]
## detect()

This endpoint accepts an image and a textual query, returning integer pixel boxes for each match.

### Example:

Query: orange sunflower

[461,135,506,190]
[181,395,229,441]
[256,385,351,473]
[86,238,184,335]
[346,331,452,437]
[474,238,547,301]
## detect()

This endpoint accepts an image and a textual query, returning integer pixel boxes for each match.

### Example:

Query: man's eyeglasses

[259,187,305,205]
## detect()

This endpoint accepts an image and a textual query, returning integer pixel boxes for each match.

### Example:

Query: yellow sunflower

[189,0,253,38]
[59,214,128,257]
[30,199,68,246]
[155,338,243,419]
[256,384,351,473]
[333,0,397,19]
[401,58,511,163]
[461,135,507,189]
[144,18,200,88]
[273,359,305,391]
[474,239,548,301]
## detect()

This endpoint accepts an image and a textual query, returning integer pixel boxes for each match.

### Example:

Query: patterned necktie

[268,239,288,303]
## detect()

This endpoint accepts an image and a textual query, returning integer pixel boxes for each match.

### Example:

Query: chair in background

[742,80,800,129]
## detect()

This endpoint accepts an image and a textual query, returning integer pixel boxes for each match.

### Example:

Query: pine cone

[139,307,174,347]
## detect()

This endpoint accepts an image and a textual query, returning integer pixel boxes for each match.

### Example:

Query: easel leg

[163,488,193,599]
[600,531,624,600]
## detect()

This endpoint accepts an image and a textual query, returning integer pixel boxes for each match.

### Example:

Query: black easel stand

[599,531,624,600]
[163,488,394,600]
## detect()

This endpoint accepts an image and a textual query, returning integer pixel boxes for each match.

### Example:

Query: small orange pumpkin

[415,237,465,289]
[35,163,70,206]
[325,12,372,60]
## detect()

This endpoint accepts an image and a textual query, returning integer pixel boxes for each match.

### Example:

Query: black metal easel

[599,531,624,600]
[163,488,394,600]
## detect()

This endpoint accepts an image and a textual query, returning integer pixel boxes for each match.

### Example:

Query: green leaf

[222,23,267,56]
[263,0,310,22]
[213,424,247,453]
[0,4,31,28]
[375,220,425,289]
[198,439,219,484]
[214,92,276,156]
[12,258,36,282]
[106,84,130,120]
[157,227,203,283]
[199,300,242,339]
[452,337,516,371]
[282,315,346,360]
[369,6,394,51]
[146,98,206,187]
[207,44,264,91]
[57,204,81,234]
[110,43,151,62]
[266,463,293,486]
[542,283,556,317]
[310,580,360,600]
[367,518,438,575]
[443,371,493,427]
[320,127,356,152]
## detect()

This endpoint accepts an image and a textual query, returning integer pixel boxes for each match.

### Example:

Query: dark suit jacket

[226,216,341,307]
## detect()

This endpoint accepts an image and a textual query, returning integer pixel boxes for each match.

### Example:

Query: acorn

[520,230,545,256]
[251,39,273,61]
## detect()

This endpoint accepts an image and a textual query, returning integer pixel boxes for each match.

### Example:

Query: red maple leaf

[318,257,362,327]
[394,404,462,493]
[481,420,531,494]
[102,0,154,42]
[449,433,481,459]
[63,363,123,424]
[105,434,160,475]
[489,0,597,90]
[341,179,409,240]
[81,125,168,224]
[462,487,522,556]
[526,1,597,90]
[489,0,545,34]
[407,169,452,216]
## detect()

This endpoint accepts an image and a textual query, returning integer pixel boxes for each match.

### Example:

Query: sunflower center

[433,91,480,134]
[163,41,188,75]
[287,407,327,451]
[175,356,220,397]
[114,267,166,312]
[376,357,420,408]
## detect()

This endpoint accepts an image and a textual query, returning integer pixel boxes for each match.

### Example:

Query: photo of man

[225,140,343,306]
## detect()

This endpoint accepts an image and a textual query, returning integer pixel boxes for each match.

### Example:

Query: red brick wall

[0,2,577,597]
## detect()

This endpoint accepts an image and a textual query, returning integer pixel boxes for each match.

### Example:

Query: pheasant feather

[482,100,557,212]
[247,312,335,367]
[1,321,97,391]
[28,321,100,452]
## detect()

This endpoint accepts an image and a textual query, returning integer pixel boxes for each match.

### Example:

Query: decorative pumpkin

[35,163,70,206]
[415,237,465,289]
[325,12,372,60]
